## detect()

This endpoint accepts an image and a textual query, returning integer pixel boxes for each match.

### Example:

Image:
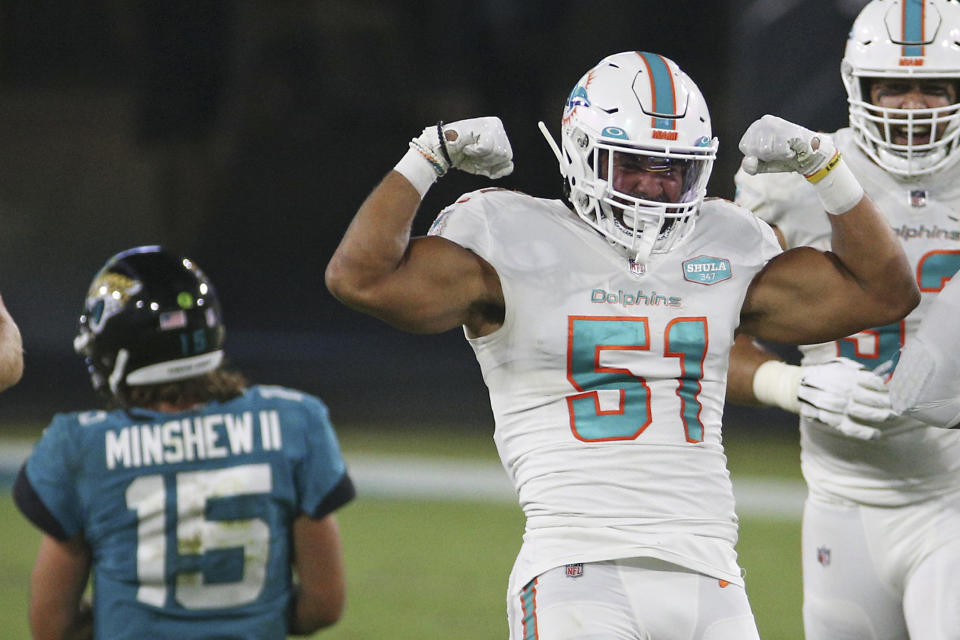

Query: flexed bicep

[740,246,887,344]
[368,235,504,335]
[327,118,512,336]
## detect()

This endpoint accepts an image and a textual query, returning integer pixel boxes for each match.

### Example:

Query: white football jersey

[735,128,960,507]
[429,188,781,595]
[891,274,960,427]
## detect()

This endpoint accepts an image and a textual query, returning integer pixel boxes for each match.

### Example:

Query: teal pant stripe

[521,579,538,639]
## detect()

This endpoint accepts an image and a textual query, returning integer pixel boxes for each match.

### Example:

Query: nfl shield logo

[564,563,584,578]
[909,189,927,208]
[629,259,646,276]
[817,546,831,567]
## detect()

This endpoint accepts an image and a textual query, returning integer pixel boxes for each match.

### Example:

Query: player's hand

[797,357,893,440]
[441,117,514,178]
[64,599,93,640]
[410,116,514,179]
[739,114,836,178]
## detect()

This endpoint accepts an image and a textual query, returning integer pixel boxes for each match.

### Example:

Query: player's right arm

[0,294,23,392]
[325,118,513,337]
[28,534,92,640]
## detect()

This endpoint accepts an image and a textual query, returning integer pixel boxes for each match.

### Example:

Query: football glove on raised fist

[739,114,864,214]
[394,117,514,197]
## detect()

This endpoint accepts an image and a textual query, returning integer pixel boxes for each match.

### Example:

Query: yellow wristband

[804,151,842,184]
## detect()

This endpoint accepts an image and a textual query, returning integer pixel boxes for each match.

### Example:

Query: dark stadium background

[0,0,867,430]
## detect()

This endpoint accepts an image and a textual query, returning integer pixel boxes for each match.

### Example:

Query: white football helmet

[540,51,717,266]
[842,0,960,178]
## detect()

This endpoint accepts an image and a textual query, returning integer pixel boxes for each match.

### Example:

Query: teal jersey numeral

[665,318,708,442]
[566,316,707,443]
[837,321,905,370]
[917,250,960,292]
[837,250,960,371]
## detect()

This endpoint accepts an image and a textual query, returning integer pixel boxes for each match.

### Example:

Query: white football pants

[507,557,760,640]
[803,495,960,640]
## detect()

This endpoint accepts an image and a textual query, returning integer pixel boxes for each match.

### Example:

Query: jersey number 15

[126,464,271,609]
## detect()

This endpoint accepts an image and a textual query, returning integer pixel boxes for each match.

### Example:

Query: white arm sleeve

[890,276,960,428]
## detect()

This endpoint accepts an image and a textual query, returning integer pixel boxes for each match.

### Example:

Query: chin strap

[627,224,658,267]
[538,121,564,167]
[125,351,225,386]
[108,348,130,395]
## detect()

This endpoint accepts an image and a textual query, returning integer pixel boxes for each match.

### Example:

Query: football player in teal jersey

[14,246,354,639]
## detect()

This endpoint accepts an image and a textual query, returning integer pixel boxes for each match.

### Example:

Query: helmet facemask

[595,140,712,265]
[845,69,960,177]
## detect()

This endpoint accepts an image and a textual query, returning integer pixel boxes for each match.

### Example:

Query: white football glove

[798,357,893,440]
[739,114,835,177]
[738,114,863,214]
[395,116,514,197]
[411,116,514,179]
[443,117,514,178]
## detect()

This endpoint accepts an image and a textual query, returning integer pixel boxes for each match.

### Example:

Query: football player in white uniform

[326,51,917,639]
[727,1,960,638]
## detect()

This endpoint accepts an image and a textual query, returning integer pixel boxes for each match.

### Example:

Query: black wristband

[436,121,453,166]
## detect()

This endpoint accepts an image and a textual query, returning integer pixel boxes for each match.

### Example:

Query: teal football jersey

[15,384,354,639]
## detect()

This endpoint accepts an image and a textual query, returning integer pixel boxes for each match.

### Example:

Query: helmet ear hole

[575,130,589,150]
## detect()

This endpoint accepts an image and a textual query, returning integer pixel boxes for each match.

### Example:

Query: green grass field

[0,424,804,639]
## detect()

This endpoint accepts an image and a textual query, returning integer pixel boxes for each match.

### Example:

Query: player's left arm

[28,534,92,640]
[741,198,917,343]
[738,115,919,343]
[288,513,347,635]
